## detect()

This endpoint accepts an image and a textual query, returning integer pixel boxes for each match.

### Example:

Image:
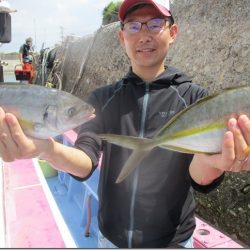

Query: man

[18,37,35,83]
[0,0,250,248]
[19,37,33,65]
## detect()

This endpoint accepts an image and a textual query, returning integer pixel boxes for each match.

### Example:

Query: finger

[0,139,5,157]
[0,136,16,162]
[0,108,7,134]
[5,113,42,159]
[241,157,250,171]
[232,155,250,172]
[0,107,5,120]
[0,121,20,151]
[3,113,31,159]
[2,114,22,152]
[228,118,248,160]
[0,132,9,148]
[5,113,28,147]
[237,115,250,145]
[220,131,235,171]
[0,132,22,161]
[0,109,21,159]
[223,129,249,172]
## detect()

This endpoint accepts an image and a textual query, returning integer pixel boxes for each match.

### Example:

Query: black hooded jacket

[74,67,224,247]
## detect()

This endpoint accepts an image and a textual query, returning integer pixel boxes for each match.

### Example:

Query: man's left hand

[190,114,250,185]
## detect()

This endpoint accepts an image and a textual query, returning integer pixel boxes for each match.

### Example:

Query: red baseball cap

[119,0,173,22]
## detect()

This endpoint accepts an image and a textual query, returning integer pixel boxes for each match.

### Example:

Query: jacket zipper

[128,82,150,247]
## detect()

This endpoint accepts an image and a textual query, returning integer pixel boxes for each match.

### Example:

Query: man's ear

[118,29,125,48]
[169,24,178,44]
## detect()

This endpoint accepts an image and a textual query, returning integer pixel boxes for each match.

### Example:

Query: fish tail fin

[115,148,152,183]
[99,133,153,183]
[99,133,150,150]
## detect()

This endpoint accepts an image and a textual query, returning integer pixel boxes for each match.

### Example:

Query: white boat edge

[0,160,5,247]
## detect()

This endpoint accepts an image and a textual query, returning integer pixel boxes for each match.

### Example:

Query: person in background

[0,0,250,248]
[18,37,35,83]
[19,37,33,65]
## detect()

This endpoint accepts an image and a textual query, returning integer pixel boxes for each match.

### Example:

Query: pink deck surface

[3,159,66,248]
[4,159,39,188]
[193,217,244,248]
[64,129,77,145]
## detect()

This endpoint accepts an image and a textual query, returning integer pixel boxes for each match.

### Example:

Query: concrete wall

[68,0,250,100]
[169,0,250,93]
[64,23,130,98]
[53,0,250,245]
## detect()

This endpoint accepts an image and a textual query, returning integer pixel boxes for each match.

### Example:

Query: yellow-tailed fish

[0,84,95,139]
[100,86,250,183]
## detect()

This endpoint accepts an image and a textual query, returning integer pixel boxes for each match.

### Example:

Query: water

[3,73,18,83]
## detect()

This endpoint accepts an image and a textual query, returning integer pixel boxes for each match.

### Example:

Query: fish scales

[0,86,56,120]
[157,87,250,139]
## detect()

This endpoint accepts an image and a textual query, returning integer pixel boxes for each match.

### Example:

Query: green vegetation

[102,1,122,25]
[0,52,19,60]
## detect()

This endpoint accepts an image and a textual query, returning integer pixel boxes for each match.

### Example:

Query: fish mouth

[84,113,95,121]
[82,108,95,121]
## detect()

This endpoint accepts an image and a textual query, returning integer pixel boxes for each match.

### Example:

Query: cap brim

[0,7,17,13]
[119,0,172,22]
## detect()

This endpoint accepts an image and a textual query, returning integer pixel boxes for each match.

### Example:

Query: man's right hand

[0,108,93,178]
[0,108,51,162]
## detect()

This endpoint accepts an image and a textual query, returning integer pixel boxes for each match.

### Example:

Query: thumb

[5,113,29,145]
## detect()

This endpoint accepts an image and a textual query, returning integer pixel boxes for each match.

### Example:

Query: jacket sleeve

[189,168,225,194]
[72,90,104,181]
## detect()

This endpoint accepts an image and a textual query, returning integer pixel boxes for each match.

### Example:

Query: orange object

[15,63,35,83]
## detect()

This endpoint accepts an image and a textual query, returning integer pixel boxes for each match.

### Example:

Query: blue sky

[1,0,117,53]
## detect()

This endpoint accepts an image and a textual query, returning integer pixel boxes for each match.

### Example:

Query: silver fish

[100,86,250,183]
[0,84,95,139]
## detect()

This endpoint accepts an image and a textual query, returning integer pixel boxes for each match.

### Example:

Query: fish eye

[67,107,76,117]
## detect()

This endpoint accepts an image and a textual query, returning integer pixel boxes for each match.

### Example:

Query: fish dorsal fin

[154,86,246,138]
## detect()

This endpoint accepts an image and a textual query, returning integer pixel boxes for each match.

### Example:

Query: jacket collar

[122,66,192,86]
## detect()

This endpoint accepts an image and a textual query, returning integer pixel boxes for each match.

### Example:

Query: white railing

[0,160,6,248]
[33,158,77,248]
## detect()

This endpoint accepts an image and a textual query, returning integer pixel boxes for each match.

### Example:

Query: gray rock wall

[169,0,250,93]
[67,23,129,99]
[58,0,250,245]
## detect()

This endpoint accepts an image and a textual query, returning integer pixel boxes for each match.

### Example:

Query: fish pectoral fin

[19,118,34,130]
[116,148,152,183]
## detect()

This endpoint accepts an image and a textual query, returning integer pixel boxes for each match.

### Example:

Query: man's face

[119,5,178,76]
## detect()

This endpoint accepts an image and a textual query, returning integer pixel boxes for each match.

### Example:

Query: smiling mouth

[137,48,155,53]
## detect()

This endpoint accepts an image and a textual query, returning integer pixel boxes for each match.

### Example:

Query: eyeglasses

[121,18,169,34]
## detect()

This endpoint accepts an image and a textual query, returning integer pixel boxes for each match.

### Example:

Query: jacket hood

[123,66,192,86]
